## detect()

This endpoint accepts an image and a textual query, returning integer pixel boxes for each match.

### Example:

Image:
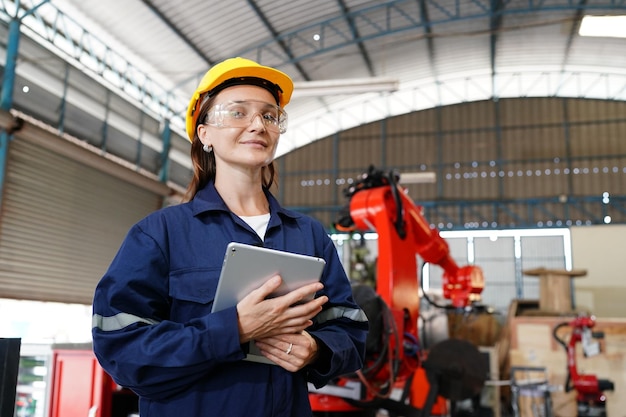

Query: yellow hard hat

[185,57,294,142]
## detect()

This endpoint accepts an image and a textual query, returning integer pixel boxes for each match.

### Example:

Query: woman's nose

[248,113,266,130]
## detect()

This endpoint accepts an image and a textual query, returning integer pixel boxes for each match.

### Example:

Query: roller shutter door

[0,136,165,305]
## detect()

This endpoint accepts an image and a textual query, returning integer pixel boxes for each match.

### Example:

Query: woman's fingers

[236,276,327,342]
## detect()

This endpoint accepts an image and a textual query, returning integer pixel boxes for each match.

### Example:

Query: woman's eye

[263,113,278,123]
[229,110,246,119]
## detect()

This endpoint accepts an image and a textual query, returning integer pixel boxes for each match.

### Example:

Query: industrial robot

[553,315,614,417]
[310,166,489,416]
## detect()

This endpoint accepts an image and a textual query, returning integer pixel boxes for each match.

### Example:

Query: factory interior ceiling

[1,0,626,193]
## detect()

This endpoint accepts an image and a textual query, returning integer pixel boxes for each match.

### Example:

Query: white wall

[571,224,626,317]
[0,298,92,343]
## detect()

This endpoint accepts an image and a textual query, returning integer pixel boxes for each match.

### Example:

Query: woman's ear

[197,123,210,143]
[197,123,205,140]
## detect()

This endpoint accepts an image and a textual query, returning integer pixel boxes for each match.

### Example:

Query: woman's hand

[255,330,320,372]
[236,275,327,344]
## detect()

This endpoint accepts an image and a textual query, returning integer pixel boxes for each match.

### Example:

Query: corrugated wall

[278,97,626,229]
[0,124,166,305]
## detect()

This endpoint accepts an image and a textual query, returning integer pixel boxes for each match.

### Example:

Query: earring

[203,144,213,153]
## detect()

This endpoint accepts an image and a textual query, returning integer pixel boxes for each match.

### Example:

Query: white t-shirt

[239,213,271,240]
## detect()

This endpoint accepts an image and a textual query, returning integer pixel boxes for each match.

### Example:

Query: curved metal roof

[2,0,626,188]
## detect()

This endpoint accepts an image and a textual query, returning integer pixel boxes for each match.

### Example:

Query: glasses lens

[207,100,287,133]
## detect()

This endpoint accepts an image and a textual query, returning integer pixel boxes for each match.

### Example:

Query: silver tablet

[211,242,326,364]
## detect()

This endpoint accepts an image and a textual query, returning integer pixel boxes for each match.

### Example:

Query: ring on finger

[286,343,293,355]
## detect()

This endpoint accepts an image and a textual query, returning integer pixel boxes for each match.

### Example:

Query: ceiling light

[579,15,626,38]
[292,77,399,98]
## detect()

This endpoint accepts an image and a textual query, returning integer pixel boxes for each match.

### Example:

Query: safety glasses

[205,100,288,134]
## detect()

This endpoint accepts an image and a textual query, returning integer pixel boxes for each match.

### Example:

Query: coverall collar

[189,181,301,222]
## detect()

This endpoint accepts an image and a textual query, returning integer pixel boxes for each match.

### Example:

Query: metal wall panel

[441,101,496,131]
[386,110,437,136]
[473,237,517,311]
[500,125,566,161]
[0,138,162,305]
[283,134,335,172]
[570,122,621,158]
[338,126,382,170]
[280,136,338,212]
[385,133,438,173]
[441,128,500,200]
[567,99,626,124]
[501,161,569,199]
[278,97,626,229]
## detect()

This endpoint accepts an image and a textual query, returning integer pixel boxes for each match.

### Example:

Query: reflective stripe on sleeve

[313,306,368,326]
[92,313,160,331]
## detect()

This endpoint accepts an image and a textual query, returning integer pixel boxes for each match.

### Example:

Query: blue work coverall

[92,181,368,417]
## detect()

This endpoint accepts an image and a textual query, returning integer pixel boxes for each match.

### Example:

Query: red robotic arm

[309,166,485,415]
[341,165,484,312]
[553,315,614,416]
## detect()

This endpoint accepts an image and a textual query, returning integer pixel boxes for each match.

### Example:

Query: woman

[91,57,368,417]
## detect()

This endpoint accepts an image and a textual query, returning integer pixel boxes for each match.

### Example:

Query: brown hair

[183,94,278,202]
